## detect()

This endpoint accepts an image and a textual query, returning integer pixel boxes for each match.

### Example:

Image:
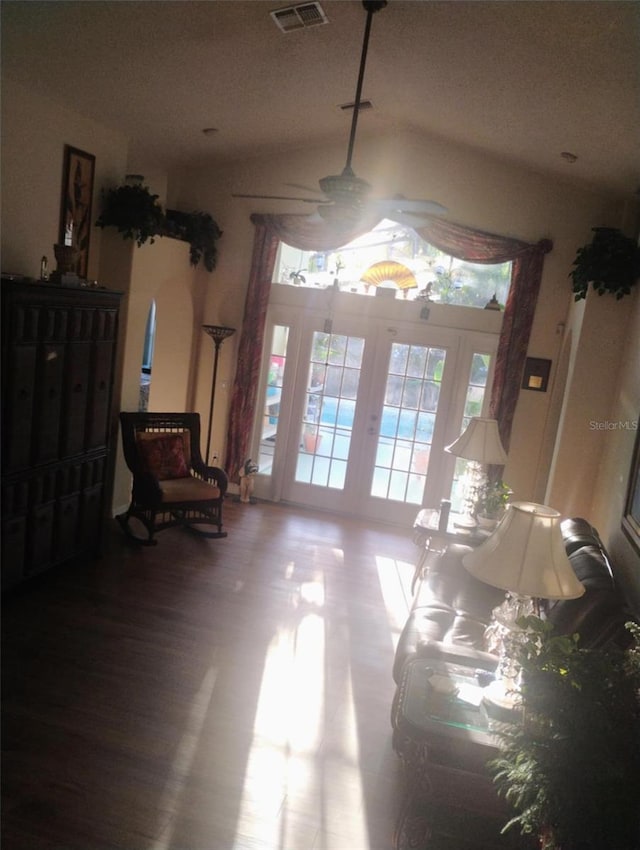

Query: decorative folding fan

[360,260,418,290]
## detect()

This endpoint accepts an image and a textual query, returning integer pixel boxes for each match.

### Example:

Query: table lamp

[462,501,585,711]
[445,417,508,528]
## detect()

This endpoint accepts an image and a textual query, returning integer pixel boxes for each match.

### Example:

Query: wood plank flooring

[2,500,420,850]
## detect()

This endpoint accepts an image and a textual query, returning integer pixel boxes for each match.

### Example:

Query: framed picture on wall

[59,145,95,279]
[622,424,640,553]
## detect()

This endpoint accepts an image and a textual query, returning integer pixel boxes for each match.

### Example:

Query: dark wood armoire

[1,280,122,589]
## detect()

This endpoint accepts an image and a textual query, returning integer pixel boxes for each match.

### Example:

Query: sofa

[392,517,635,688]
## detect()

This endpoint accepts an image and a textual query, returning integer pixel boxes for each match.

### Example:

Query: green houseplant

[491,616,640,850]
[165,209,223,272]
[95,181,165,247]
[570,227,640,301]
[96,181,222,272]
[476,479,511,525]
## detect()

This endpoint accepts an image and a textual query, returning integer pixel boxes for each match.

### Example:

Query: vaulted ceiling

[2,0,638,198]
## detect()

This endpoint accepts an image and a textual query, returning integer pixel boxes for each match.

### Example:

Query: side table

[411,508,489,592]
[392,657,528,850]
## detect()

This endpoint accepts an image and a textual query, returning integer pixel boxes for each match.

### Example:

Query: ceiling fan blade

[381,210,441,229]
[233,4,450,226]
[232,193,328,204]
[373,197,448,216]
[285,182,324,197]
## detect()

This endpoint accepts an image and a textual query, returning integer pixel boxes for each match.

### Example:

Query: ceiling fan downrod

[343,0,388,176]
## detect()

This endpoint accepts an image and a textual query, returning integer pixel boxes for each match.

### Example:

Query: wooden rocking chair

[117,412,228,545]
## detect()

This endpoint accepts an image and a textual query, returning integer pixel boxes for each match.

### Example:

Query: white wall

[590,290,640,610]
[97,232,201,515]
[2,78,638,598]
[1,79,128,281]
[176,128,633,510]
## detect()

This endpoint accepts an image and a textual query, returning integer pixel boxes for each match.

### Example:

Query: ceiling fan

[233,0,446,225]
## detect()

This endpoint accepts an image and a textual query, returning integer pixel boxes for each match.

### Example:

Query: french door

[254,303,496,526]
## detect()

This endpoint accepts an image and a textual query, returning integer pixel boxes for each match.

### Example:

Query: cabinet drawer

[80,483,104,551]
[1,516,27,589]
[55,494,80,562]
[27,502,55,576]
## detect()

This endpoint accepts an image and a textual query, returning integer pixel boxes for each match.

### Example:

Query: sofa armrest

[416,638,499,672]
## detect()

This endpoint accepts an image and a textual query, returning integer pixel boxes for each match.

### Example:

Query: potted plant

[95,180,165,247]
[490,616,640,850]
[475,479,511,527]
[570,227,640,301]
[165,209,223,272]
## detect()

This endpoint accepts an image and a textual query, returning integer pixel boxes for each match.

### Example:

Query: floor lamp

[202,325,236,465]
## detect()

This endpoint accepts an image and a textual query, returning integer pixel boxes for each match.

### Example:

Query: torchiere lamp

[202,325,236,465]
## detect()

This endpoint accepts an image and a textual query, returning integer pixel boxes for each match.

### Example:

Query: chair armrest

[132,470,163,505]
[196,464,228,497]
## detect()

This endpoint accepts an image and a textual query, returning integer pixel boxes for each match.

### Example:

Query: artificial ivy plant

[165,209,223,272]
[95,182,165,247]
[95,181,222,271]
[570,227,640,301]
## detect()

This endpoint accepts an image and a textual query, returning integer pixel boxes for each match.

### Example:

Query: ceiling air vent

[271,2,328,33]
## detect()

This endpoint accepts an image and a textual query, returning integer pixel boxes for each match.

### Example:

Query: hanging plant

[570,227,640,301]
[165,209,223,272]
[95,182,166,247]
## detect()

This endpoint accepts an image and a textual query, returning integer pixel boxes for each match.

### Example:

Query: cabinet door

[2,302,40,472]
[3,344,37,471]
[34,305,68,464]
[33,343,65,463]
[62,341,91,457]
[86,338,114,450]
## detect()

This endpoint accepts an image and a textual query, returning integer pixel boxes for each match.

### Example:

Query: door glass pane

[259,325,290,476]
[370,343,446,504]
[451,351,491,511]
[295,332,365,488]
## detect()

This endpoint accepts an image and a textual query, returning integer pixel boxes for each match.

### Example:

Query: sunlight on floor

[235,560,372,849]
[151,537,413,850]
[152,663,219,850]
[376,555,415,641]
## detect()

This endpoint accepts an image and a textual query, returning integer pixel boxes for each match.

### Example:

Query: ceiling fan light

[317,204,363,226]
[318,172,371,206]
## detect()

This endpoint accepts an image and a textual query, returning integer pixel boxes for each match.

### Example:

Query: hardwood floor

[2,500,419,850]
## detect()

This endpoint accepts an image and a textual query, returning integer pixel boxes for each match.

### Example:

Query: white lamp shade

[462,502,585,600]
[445,417,508,465]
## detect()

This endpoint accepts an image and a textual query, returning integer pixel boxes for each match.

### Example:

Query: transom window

[274,219,511,309]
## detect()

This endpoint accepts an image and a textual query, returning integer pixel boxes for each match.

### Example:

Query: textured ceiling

[2,0,639,197]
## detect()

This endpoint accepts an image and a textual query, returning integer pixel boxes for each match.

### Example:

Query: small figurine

[239,458,259,504]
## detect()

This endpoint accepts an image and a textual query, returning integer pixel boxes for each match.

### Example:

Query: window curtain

[225,212,552,481]
[413,218,552,452]
[225,212,378,481]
